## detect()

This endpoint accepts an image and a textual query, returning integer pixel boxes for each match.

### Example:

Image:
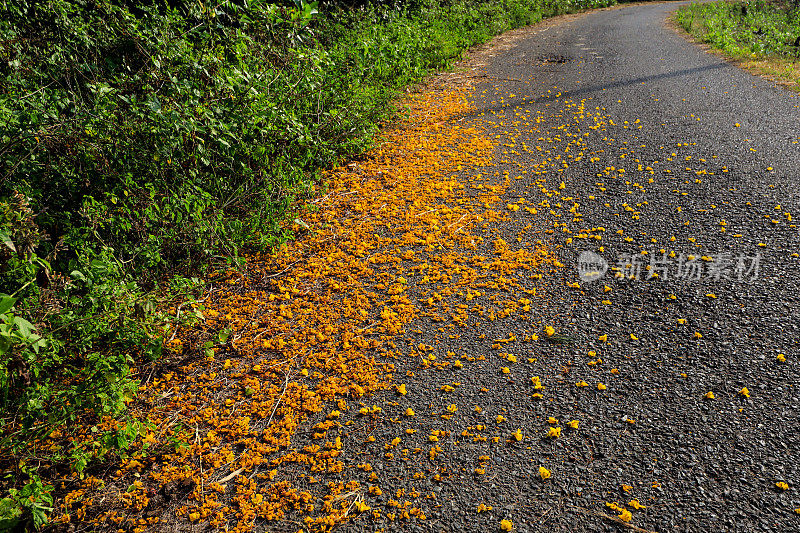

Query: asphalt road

[338,2,800,532]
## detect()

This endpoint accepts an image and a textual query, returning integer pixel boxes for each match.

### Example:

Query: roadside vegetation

[1,0,629,528]
[676,0,800,88]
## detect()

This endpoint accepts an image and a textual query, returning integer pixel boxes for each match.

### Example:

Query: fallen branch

[216,467,244,484]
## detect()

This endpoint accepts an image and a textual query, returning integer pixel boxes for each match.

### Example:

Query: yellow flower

[447,404,457,413]
[628,499,646,510]
[568,420,579,429]
[630,333,638,341]
[538,466,551,479]
[777,353,786,363]
[739,387,750,398]
[354,501,371,512]
[576,380,589,388]
[397,384,407,395]
[544,326,556,337]
[599,334,608,342]
[496,415,506,423]
[500,519,513,531]
[776,481,789,491]
[597,382,607,391]
[547,426,561,438]
[512,428,523,441]
[694,331,703,339]
[454,360,464,368]
[704,391,715,400]
[618,509,632,522]
[501,367,510,374]
[405,408,415,416]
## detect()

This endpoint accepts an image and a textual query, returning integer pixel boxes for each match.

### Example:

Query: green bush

[676,0,800,59]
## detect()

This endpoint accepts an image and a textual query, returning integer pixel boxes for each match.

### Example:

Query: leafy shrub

[0,472,52,531]
[677,0,800,59]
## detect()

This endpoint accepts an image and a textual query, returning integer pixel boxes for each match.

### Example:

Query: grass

[675,0,800,90]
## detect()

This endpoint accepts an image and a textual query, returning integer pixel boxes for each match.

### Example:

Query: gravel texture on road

[331,2,800,532]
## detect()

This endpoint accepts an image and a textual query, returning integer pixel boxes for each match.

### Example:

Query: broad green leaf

[0,296,16,316]
[13,316,34,337]
[0,231,15,253]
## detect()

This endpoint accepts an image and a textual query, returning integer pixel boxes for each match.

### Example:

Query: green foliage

[0,472,53,532]
[677,0,800,59]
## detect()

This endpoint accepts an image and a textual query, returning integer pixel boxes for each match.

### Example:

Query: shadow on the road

[460,62,728,118]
